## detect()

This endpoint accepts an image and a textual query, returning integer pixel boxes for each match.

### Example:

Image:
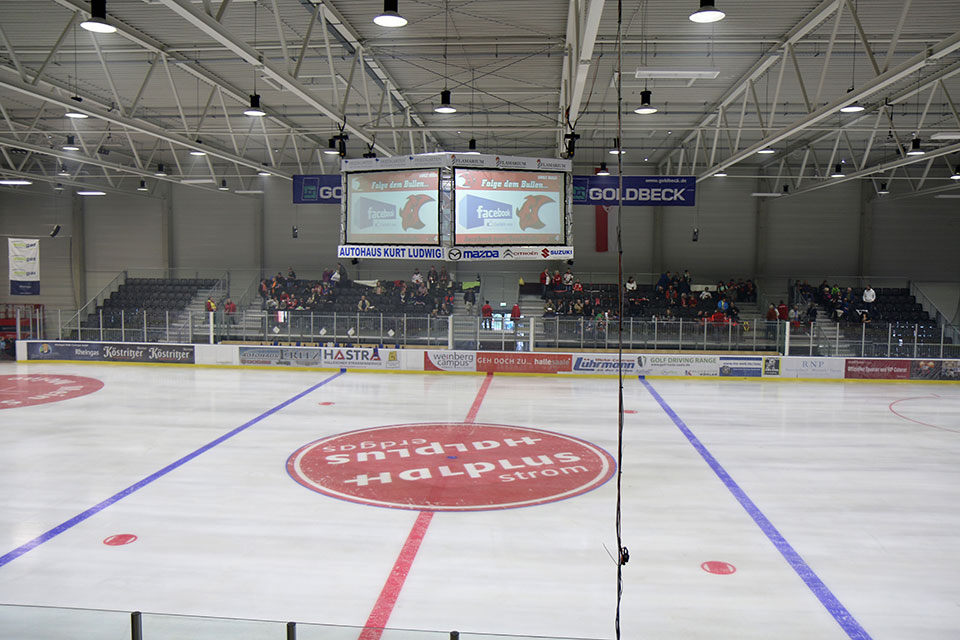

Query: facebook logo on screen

[352,197,396,229]
[460,194,513,229]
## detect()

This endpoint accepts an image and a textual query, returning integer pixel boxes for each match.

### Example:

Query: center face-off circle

[287,423,616,511]
[0,374,103,409]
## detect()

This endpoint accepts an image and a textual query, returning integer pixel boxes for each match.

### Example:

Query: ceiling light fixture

[80,0,117,34]
[77,190,106,196]
[435,89,457,114]
[62,135,80,151]
[831,164,845,178]
[258,165,271,176]
[0,178,33,186]
[951,166,960,180]
[751,192,783,198]
[840,101,865,113]
[189,139,206,156]
[906,137,925,156]
[137,180,148,191]
[324,138,340,155]
[756,147,776,155]
[877,182,889,194]
[596,162,611,176]
[155,163,167,177]
[234,189,264,195]
[930,132,960,141]
[608,138,625,155]
[244,94,266,117]
[218,179,229,191]
[634,89,658,115]
[64,108,88,119]
[181,178,215,185]
[374,0,407,27]
[689,0,725,24]
[713,171,728,177]
[58,165,71,177]
[54,183,64,191]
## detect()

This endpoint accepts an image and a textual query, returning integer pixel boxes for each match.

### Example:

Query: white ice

[0,361,958,639]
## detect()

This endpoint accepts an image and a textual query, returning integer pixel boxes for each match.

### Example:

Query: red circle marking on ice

[701,561,736,575]
[0,374,103,409]
[287,422,616,511]
[319,402,336,406]
[103,534,137,546]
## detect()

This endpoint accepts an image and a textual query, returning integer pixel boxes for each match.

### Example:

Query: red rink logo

[287,423,616,511]
[0,374,103,409]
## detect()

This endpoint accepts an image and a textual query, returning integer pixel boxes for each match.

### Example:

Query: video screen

[345,169,440,245]
[454,169,566,245]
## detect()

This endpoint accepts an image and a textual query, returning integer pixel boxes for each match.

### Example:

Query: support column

[652,205,664,277]
[857,179,874,284]
[160,181,174,270]
[255,192,265,274]
[753,178,768,286]
[70,193,86,309]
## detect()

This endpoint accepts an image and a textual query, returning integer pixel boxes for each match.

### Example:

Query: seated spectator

[806,304,818,323]
[699,286,713,302]
[572,279,583,294]
[411,268,424,285]
[717,297,730,314]
[573,298,584,315]
[542,300,556,318]
[656,270,671,290]
[357,295,374,312]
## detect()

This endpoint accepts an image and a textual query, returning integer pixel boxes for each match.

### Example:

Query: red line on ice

[358,373,494,640]
[888,395,960,434]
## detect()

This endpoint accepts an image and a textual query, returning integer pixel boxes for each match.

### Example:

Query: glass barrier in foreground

[0,604,605,640]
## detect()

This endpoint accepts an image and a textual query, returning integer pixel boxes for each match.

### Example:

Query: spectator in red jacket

[510,303,521,321]
[540,268,551,298]
[481,300,494,329]
[777,300,789,320]
[224,298,237,325]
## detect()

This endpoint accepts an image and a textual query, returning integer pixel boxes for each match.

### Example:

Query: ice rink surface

[1,360,959,640]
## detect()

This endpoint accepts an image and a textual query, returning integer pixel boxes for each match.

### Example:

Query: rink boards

[16,340,960,381]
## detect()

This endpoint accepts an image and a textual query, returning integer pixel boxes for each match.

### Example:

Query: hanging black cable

[615,1,627,640]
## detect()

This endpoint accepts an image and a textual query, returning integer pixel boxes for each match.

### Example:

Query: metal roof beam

[702,30,960,180]
[157,0,388,155]
[0,72,290,178]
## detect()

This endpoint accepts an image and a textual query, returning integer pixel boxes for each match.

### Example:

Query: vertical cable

[615,2,626,640]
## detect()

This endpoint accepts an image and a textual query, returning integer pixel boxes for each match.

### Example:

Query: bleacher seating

[81,278,217,330]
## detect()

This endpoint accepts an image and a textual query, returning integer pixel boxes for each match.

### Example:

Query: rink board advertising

[454,169,566,246]
[345,169,441,245]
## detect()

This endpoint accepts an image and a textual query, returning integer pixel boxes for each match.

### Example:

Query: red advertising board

[475,352,572,374]
[844,359,910,380]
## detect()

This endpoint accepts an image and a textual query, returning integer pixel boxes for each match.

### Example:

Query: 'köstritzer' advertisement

[27,342,194,363]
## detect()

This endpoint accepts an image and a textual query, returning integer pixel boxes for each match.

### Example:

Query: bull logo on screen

[400,194,434,230]
[517,195,553,230]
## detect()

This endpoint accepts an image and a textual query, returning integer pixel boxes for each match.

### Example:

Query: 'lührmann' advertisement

[238,346,399,369]
[570,354,718,376]
[27,342,194,363]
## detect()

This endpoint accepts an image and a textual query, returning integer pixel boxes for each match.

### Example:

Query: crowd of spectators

[797,280,877,323]
[258,264,466,317]
[543,267,757,325]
